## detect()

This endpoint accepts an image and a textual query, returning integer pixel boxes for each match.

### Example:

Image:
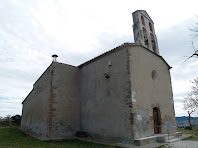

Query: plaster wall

[79,46,133,142]
[21,62,80,139]
[21,65,52,137]
[50,62,80,138]
[128,45,176,139]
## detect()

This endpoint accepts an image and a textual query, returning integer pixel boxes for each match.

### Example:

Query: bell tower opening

[132,10,159,55]
[143,27,148,46]
[141,15,145,26]
[150,33,156,53]
[149,22,153,32]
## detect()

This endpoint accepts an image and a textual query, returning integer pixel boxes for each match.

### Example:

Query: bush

[11,115,21,126]
[0,115,21,127]
[184,126,191,130]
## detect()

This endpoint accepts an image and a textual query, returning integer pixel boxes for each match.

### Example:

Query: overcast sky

[1,0,198,117]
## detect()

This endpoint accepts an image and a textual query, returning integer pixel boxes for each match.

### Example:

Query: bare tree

[184,43,198,61]
[183,77,198,129]
[185,16,198,61]
[190,15,198,38]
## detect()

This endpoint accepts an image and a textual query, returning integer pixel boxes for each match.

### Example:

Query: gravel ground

[168,141,198,148]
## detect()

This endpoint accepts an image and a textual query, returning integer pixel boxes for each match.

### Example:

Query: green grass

[0,127,118,148]
[177,128,198,135]
[177,128,198,141]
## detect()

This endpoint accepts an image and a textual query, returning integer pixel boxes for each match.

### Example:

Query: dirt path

[168,141,198,148]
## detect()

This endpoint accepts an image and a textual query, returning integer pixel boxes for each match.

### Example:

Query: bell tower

[132,10,159,55]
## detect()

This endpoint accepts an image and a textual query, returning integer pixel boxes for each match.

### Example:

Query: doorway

[153,107,161,134]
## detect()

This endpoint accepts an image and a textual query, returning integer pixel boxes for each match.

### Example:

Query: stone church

[21,10,178,145]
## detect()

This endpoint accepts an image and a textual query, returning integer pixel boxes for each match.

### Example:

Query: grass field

[177,128,198,141]
[0,127,118,148]
[1,127,198,148]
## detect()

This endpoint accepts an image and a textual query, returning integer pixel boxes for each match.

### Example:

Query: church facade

[21,10,177,145]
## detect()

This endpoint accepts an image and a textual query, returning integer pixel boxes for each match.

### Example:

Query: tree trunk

[188,111,193,130]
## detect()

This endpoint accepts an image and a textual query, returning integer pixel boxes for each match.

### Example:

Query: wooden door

[153,107,161,134]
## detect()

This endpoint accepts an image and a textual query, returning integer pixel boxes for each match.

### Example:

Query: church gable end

[21,10,177,146]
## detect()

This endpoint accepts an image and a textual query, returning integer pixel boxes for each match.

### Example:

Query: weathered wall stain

[47,64,57,137]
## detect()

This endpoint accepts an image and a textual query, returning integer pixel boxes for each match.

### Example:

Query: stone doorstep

[164,132,182,138]
[158,132,183,143]
[135,132,183,146]
[166,134,192,143]
[76,135,192,148]
[135,136,157,146]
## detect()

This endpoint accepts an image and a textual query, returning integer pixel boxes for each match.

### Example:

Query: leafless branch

[184,42,198,62]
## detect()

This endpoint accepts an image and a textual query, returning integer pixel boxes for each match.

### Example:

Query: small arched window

[141,16,145,26]
[143,27,148,46]
[149,22,153,32]
[150,33,156,53]
[151,70,158,82]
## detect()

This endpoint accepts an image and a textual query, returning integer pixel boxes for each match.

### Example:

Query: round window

[151,70,158,82]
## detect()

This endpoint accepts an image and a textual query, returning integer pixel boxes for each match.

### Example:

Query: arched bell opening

[143,27,148,46]
[150,33,157,53]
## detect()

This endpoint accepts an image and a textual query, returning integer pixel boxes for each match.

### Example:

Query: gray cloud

[0,0,198,117]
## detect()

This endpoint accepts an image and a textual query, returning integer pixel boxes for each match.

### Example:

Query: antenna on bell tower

[52,54,58,62]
